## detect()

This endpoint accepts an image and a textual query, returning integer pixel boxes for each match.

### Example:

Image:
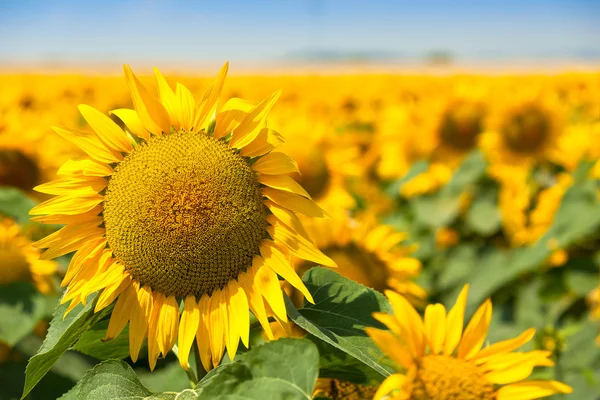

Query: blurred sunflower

[297,210,425,304]
[0,218,57,294]
[492,166,572,247]
[30,63,336,371]
[480,91,564,169]
[366,285,573,400]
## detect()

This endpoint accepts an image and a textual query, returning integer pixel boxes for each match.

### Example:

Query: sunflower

[0,218,56,294]
[480,90,564,169]
[491,165,573,247]
[297,210,424,304]
[366,285,573,400]
[30,63,336,371]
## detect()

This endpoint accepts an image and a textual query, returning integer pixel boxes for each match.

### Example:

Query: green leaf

[68,359,177,400]
[21,293,110,399]
[0,187,37,223]
[464,197,501,236]
[0,282,52,346]
[309,338,384,385]
[466,179,600,306]
[411,193,462,228]
[195,338,318,400]
[440,150,487,195]
[137,360,192,393]
[286,267,394,378]
[73,320,132,360]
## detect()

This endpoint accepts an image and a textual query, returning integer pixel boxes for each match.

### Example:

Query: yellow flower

[481,90,564,169]
[400,163,453,198]
[435,227,460,249]
[299,210,425,304]
[0,218,56,294]
[366,285,572,400]
[30,63,337,371]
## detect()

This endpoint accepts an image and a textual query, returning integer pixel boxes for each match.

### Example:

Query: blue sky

[0,0,598,67]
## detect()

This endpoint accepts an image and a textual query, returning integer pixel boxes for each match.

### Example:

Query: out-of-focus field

[1,70,599,398]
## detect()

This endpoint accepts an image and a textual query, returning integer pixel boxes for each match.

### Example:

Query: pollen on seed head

[103,131,268,298]
[410,355,495,400]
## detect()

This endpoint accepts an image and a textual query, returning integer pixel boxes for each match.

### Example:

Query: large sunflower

[30,63,336,371]
[0,218,56,294]
[366,285,573,400]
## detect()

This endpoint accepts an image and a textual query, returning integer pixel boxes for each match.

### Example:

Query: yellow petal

[57,159,113,177]
[365,328,413,370]
[52,126,121,164]
[265,200,312,241]
[373,373,407,400]
[34,177,106,196]
[129,284,152,362]
[196,294,213,371]
[496,380,573,400]
[105,283,136,340]
[444,284,469,356]
[78,104,133,153]
[178,295,200,370]
[385,290,425,357]
[208,289,226,368]
[95,274,131,313]
[260,241,314,303]
[154,67,179,130]
[214,97,254,140]
[457,298,492,360]
[253,256,287,322]
[239,128,284,157]
[262,188,327,218]
[110,109,150,141]
[157,295,180,356]
[123,64,170,135]
[474,328,536,364]
[239,265,274,340]
[147,291,163,371]
[267,219,336,268]
[230,90,281,149]
[176,83,196,132]
[259,174,311,198]
[226,280,249,360]
[252,151,299,175]
[30,194,103,216]
[424,303,446,355]
[194,62,228,130]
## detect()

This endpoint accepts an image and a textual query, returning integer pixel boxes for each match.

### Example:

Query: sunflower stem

[192,340,207,383]
[172,344,198,388]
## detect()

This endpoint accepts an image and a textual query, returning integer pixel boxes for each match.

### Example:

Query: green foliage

[0,282,54,346]
[65,338,318,400]
[21,293,111,399]
[73,320,133,360]
[0,187,36,223]
[287,267,394,378]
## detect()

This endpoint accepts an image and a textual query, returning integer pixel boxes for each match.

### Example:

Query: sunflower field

[0,66,599,400]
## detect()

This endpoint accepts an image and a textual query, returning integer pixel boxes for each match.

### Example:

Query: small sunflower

[480,91,564,168]
[366,285,573,400]
[298,210,424,304]
[30,63,336,371]
[313,378,377,400]
[0,218,56,294]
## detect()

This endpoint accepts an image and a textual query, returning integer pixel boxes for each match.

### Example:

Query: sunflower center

[501,105,551,153]
[438,102,485,151]
[410,355,495,400]
[103,131,268,298]
[0,245,31,285]
[324,244,389,292]
[0,149,40,191]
